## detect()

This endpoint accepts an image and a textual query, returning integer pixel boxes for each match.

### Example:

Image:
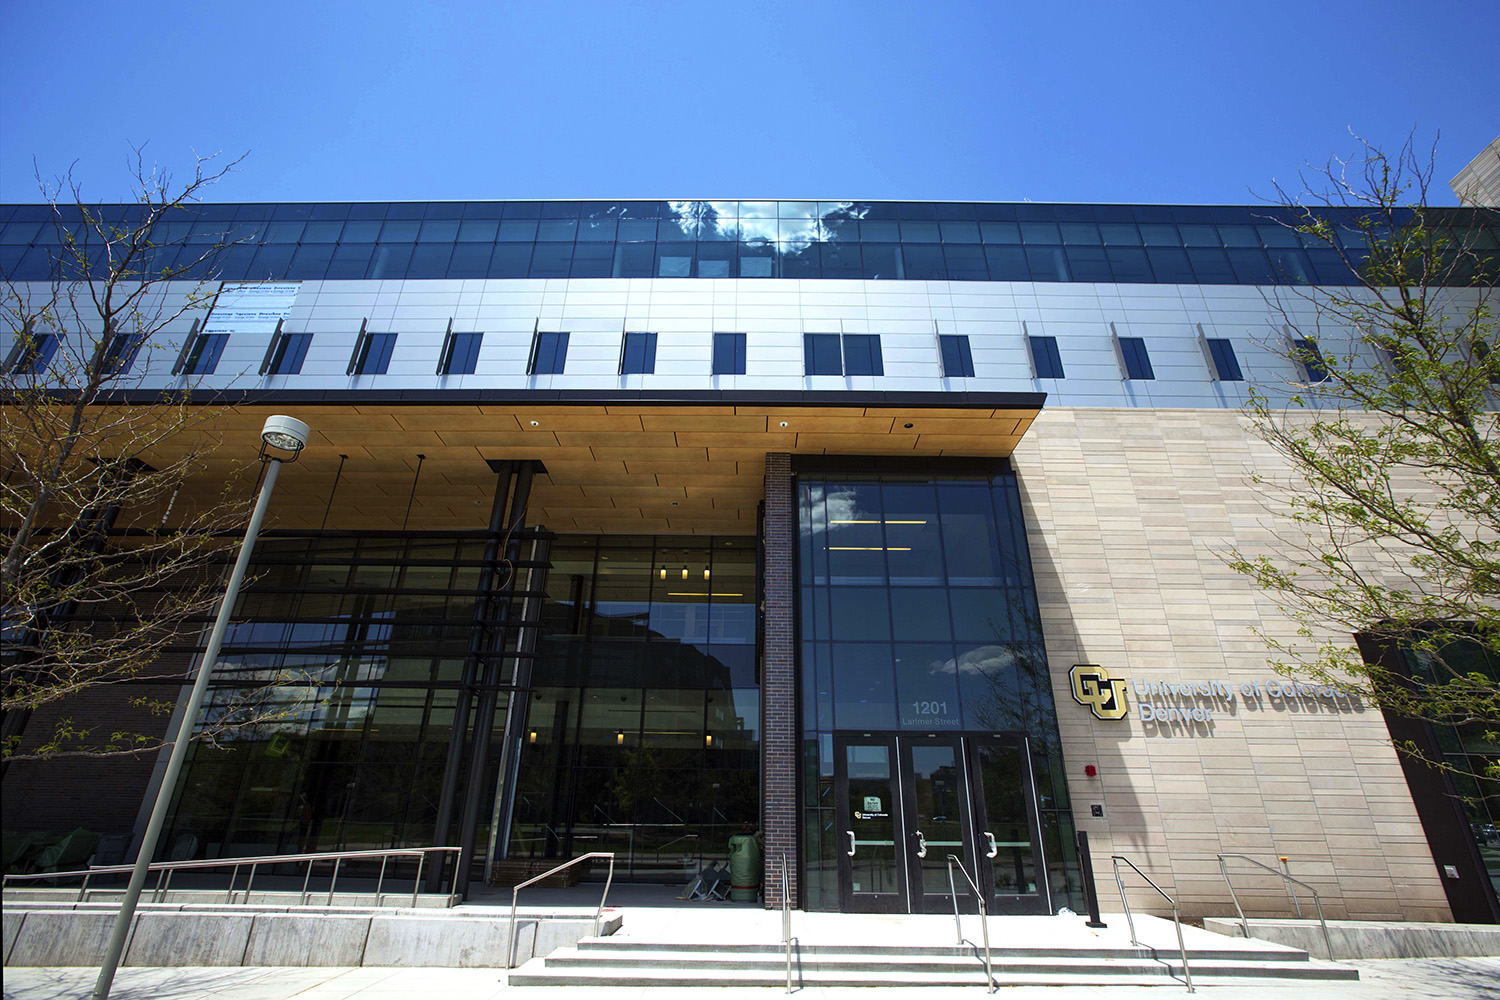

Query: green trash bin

[727,832,762,902]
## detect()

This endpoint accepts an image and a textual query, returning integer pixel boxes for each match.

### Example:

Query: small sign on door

[863,796,882,812]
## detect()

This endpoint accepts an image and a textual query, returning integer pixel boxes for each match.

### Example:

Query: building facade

[3,198,1497,922]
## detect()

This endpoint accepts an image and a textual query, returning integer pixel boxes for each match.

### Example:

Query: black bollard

[1076,830,1107,928]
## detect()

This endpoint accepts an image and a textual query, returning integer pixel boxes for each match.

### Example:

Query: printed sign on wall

[204,283,300,334]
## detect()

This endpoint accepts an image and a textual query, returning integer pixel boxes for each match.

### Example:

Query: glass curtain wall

[163,535,488,862]
[161,533,759,884]
[797,473,1081,911]
[510,536,760,882]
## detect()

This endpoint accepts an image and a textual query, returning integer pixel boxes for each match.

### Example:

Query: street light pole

[92,415,309,1000]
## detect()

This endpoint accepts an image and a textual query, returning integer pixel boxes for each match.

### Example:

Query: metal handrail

[3,846,461,907]
[504,852,615,972]
[1110,855,1193,993]
[945,855,995,992]
[1217,854,1334,960]
[779,852,793,993]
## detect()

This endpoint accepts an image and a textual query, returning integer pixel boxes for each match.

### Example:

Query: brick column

[761,452,798,909]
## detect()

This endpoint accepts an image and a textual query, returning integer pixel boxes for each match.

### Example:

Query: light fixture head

[260,415,310,455]
[681,565,688,580]
[659,567,666,579]
[704,567,711,580]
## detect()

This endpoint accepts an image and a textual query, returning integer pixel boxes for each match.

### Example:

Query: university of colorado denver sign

[1070,663,1363,728]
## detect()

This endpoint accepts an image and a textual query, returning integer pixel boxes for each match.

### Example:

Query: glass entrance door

[967,735,1048,914]
[834,735,906,912]
[898,734,977,913]
[834,733,1049,914]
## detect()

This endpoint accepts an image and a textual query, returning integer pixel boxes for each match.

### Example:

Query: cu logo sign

[1069,664,1129,721]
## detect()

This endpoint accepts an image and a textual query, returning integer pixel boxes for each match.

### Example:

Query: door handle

[846,831,856,857]
[915,831,927,859]
[984,832,998,859]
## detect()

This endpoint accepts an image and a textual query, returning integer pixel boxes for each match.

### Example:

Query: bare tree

[1,148,291,760]
[1229,132,1500,784]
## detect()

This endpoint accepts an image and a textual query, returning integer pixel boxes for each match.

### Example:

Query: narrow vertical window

[529,331,569,375]
[442,332,482,375]
[352,332,397,375]
[842,334,883,376]
[1027,336,1064,379]
[3,332,58,375]
[620,332,658,374]
[1292,337,1329,383]
[1118,336,1155,380]
[939,335,975,377]
[183,334,228,375]
[1206,338,1244,381]
[712,332,746,375]
[101,333,145,374]
[804,333,842,375]
[267,333,312,375]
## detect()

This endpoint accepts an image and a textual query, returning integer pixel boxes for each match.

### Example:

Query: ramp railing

[2,846,461,907]
[1216,853,1334,960]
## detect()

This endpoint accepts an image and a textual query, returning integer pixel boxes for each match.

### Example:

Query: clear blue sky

[2,0,1495,206]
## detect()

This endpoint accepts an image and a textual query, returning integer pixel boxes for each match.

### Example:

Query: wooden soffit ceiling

[140,402,1041,534]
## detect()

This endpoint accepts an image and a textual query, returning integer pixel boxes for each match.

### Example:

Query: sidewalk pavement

[5,959,1499,1000]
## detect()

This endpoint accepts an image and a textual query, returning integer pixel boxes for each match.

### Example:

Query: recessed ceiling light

[529,420,539,426]
[904,423,914,429]
[779,421,789,428]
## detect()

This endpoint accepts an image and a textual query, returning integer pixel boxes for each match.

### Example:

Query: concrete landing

[1205,916,1500,960]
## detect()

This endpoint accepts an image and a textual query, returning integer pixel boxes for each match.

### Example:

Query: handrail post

[375,856,387,906]
[328,858,341,905]
[78,872,91,903]
[413,853,425,907]
[226,864,238,904]
[1280,856,1303,918]
[595,855,615,937]
[1219,855,1249,939]
[781,853,792,993]
[1312,893,1335,961]
[1110,857,1138,947]
[301,859,313,906]
[978,897,994,993]
[244,863,258,904]
[1171,901,1193,993]
[947,858,962,943]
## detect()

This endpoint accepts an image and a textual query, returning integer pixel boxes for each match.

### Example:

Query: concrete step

[575,937,1316,961]
[509,941,1360,987]
[512,951,1360,987]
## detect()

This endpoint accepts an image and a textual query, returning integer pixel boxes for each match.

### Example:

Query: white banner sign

[204,283,300,334]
